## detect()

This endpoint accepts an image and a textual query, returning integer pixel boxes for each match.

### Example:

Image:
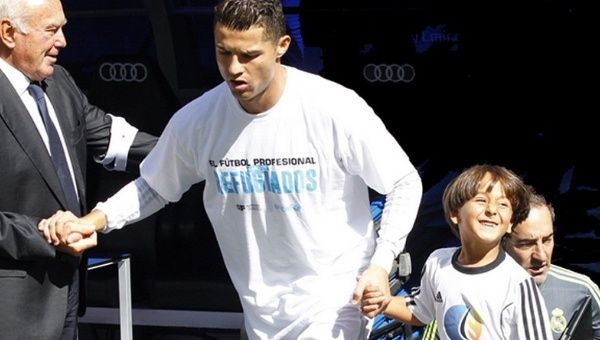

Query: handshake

[38,210,105,256]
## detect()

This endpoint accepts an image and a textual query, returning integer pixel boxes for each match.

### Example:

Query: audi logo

[363,63,416,83]
[99,62,148,83]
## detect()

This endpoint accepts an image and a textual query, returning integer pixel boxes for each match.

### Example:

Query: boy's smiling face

[451,173,514,247]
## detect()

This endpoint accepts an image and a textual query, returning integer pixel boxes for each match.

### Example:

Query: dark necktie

[28,82,80,214]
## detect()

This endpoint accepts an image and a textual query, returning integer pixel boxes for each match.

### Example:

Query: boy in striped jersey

[361,164,552,339]
[504,192,600,339]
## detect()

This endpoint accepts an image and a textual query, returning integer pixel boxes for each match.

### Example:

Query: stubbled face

[505,206,554,284]
[11,0,67,81]
[451,173,514,247]
[214,23,288,114]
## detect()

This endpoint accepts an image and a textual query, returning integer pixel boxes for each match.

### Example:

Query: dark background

[56,0,597,337]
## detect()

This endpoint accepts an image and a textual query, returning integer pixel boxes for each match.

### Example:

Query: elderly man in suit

[0,0,157,339]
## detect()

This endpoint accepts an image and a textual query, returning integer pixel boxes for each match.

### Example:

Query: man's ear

[276,35,291,58]
[0,19,17,48]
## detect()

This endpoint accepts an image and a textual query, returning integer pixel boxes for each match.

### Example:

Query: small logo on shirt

[435,291,443,303]
[550,308,567,334]
[273,203,302,213]
[236,204,263,211]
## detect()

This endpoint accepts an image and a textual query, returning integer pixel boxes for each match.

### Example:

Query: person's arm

[58,64,157,173]
[1,210,97,259]
[92,177,168,232]
[383,296,424,325]
[335,90,423,274]
[0,212,56,260]
[97,115,157,172]
[352,172,422,314]
[78,210,108,232]
[589,279,600,339]
[38,177,168,243]
[87,114,157,173]
[360,284,424,324]
[370,171,422,272]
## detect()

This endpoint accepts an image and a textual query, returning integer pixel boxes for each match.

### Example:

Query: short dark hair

[528,190,555,221]
[509,189,555,235]
[214,0,287,43]
[442,164,531,238]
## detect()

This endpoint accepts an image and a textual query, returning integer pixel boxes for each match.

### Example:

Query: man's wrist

[370,248,395,274]
[81,209,108,231]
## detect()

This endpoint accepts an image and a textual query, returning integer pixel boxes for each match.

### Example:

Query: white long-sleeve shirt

[96,66,422,339]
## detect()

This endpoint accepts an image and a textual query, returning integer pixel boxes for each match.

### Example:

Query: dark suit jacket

[0,65,156,340]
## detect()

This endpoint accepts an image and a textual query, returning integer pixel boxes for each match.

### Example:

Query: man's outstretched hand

[38,210,97,255]
[352,264,391,318]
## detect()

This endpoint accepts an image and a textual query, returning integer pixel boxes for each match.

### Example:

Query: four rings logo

[99,62,148,83]
[363,63,416,83]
